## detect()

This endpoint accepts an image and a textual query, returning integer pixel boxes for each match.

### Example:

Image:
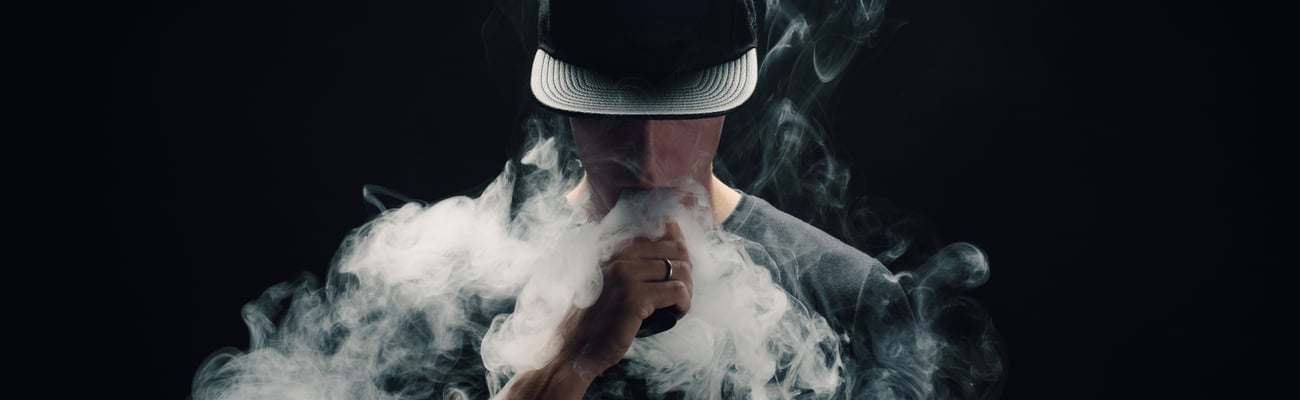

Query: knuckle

[637,303,656,320]
[676,298,692,315]
[674,239,688,254]
[675,260,692,275]
[673,281,690,295]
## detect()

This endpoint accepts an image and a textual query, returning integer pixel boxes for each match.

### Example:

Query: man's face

[570,115,725,213]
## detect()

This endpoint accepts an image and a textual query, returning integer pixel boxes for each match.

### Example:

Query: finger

[637,280,692,319]
[608,219,687,254]
[612,239,687,261]
[604,258,692,284]
[662,219,684,241]
[667,257,692,297]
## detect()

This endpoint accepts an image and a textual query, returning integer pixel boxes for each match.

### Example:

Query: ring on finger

[661,258,673,281]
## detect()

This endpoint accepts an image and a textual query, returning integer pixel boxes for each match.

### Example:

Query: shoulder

[723,194,880,271]
[722,194,897,314]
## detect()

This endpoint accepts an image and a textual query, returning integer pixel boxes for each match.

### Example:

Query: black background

[16,0,1291,398]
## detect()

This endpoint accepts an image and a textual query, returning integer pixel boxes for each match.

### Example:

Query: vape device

[636,307,680,337]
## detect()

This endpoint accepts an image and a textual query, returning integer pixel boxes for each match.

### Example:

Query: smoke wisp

[195,136,847,399]
[193,1,1004,399]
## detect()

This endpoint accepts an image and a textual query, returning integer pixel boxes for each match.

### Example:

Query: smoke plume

[192,1,1004,399]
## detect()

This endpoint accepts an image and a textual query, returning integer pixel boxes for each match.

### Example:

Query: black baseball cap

[530,0,759,118]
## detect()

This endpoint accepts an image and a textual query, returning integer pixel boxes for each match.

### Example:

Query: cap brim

[530,48,758,119]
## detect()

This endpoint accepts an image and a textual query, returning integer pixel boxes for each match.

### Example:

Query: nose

[624,119,673,189]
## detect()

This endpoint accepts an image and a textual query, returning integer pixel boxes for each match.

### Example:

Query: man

[191,1,1001,399]
[499,0,910,398]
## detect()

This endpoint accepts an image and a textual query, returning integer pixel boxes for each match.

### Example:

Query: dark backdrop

[18,0,1288,398]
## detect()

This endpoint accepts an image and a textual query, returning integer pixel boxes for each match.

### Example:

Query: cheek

[571,120,626,156]
[570,124,613,165]
[678,120,723,169]
[671,139,715,173]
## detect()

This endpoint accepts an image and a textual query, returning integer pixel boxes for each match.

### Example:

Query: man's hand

[554,219,695,379]
[502,220,694,400]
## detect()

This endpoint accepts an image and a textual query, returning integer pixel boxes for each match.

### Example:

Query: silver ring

[661,258,673,281]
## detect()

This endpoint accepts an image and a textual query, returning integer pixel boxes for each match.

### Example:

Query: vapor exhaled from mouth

[192,1,1004,399]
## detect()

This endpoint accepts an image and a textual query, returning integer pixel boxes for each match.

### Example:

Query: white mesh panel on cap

[530,48,757,117]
